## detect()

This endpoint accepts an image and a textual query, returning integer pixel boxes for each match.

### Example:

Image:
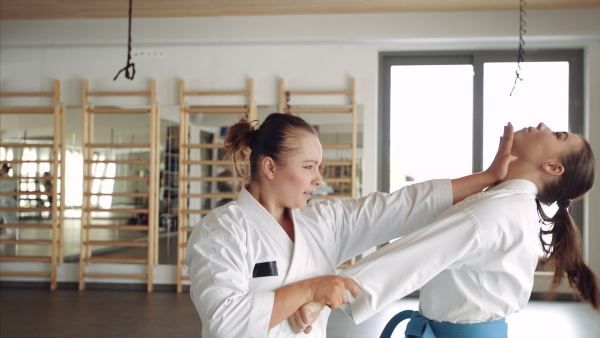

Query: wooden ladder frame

[177,79,256,292]
[0,80,65,289]
[79,80,159,292]
[279,78,358,266]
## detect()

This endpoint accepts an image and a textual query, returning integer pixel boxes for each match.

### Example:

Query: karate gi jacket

[340,179,540,325]
[185,179,453,337]
[0,176,18,224]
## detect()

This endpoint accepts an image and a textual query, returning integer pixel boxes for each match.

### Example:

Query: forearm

[450,171,495,204]
[270,275,358,329]
[340,210,479,324]
[270,280,312,329]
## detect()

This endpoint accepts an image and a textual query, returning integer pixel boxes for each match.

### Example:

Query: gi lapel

[237,187,294,261]
[282,210,308,285]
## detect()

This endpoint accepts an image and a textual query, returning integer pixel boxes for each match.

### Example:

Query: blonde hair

[224,113,317,182]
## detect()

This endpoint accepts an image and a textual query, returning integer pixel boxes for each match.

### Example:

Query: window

[389,64,473,192]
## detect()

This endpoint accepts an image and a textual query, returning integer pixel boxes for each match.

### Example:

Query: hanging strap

[114,0,136,81]
[380,310,507,338]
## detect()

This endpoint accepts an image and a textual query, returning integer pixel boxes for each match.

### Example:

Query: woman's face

[272,133,324,209]
[512,123,583,166]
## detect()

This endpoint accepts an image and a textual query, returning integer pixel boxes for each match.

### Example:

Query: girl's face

[272,133,323,210]
[513,123,583,166]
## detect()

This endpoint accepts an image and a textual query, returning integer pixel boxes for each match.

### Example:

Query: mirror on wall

[1,105,363,266]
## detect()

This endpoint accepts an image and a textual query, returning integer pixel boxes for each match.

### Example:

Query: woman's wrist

[451,171,496,204]
[479,170,498,187]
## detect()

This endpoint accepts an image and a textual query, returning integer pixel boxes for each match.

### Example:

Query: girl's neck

[247,181,295,241]
[502,161,545,192]
[247,181,287,224]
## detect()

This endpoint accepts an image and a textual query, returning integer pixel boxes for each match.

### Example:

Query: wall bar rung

[5,160,56,164]
[288,107,353,113]
[0,207,51,212]
[87,108,152,114]
[180,209,212,215]
[0,107,54,114]
[84,241,148,247]
[84,159,150,165]
[0,92,54,97]
[84,192,149,198]
[0,223,52,229]
[0,143,54,148]
[182,160,232,166]
[85,176,149,181]
[83,208,149,214]
[0,271,52,277]
[84,225,148,231]
[1,191,49,196]
[182,193,238,199]
[85,257,148,264]
[85,143,151,148]
[286,90,353,95]
[0,256,52,262]
[181,143,226,149]
[87,91,151,97]
[0,239,52,245]
[83,273,148,279]
[184,91,250,96]
[184,107,249,114]
[182,176,245,182]
[0,176,48,180]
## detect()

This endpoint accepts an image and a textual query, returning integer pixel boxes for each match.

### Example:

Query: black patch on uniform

[252,261,278,278]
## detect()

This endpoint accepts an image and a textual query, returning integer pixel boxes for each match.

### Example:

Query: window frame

[378,49,585,226]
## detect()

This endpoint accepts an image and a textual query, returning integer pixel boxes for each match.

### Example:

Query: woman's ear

[541,162,565,176]
[261,156,276,180]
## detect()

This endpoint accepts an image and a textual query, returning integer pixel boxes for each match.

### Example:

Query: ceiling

[1,0,599,20]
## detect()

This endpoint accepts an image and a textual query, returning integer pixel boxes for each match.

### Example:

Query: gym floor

[1,287,599,337]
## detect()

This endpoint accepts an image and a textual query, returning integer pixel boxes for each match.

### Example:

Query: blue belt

[380,310,507,338]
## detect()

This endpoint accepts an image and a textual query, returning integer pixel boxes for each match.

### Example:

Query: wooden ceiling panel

[1,0,599,20]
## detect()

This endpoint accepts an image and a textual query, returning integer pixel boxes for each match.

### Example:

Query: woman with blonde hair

[186,113,515,337]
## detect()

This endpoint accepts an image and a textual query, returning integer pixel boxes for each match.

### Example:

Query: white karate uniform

[0,177,18,228]
[340,179,540,325]
[185,179,453,337]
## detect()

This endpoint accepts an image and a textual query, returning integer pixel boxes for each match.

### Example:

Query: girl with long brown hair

[294,123,598,337]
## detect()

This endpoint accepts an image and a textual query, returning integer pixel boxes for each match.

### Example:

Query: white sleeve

[185,218,274,338]
[339,207,482,324]
[332,179,453,263]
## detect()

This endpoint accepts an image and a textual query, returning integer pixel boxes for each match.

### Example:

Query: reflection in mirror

[1,111,57,259]
[2,105,363,267]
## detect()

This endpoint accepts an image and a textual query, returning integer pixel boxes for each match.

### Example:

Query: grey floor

[1,288,599,338]
[2,218,600,337]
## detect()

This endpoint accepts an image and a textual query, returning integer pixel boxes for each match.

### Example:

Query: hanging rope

[510,0,527,96]
[114,0,135,81]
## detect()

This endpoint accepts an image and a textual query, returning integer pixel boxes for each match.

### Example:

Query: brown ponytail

[224,118,255,180]
[536,138,599,310]
[224,113,317,182]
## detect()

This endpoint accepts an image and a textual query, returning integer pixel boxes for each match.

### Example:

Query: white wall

[2,8,600,276]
